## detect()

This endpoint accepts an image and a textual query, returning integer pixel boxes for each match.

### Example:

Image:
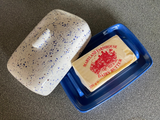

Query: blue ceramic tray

[60,23,153,113]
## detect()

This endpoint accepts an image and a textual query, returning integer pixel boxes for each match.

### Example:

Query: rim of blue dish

[60,23,153,113]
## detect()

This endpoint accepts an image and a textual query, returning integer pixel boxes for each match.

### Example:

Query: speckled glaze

[7,9,91,96]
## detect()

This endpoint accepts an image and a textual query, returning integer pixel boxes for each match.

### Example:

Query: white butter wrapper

[7,9,91,96]
[72,35,137,92]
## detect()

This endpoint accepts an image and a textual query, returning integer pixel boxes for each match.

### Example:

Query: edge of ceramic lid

[7,9,91,96]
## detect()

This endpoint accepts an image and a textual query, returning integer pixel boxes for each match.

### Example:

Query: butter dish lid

[7,9,91,96]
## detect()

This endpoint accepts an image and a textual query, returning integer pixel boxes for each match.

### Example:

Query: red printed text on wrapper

[83,45,122,89]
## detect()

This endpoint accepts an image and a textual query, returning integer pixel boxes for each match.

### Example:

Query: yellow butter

[72,35,137,92]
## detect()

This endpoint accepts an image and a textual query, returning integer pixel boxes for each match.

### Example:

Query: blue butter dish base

[60,23,153,113]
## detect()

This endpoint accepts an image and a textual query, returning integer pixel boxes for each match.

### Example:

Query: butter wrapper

[72,35,137,92]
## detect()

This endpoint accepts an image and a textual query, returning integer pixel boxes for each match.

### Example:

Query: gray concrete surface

[0,0,160,120]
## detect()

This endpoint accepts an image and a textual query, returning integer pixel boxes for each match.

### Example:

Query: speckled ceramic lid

[7,9,91,96]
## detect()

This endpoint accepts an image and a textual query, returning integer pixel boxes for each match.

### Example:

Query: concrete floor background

[0,0,160,120]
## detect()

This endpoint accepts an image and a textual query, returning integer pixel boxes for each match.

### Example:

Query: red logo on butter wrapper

[83,45,122,89]
[90,48,117,78]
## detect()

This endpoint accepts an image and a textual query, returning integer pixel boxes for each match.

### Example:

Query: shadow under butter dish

[72,35,138,92]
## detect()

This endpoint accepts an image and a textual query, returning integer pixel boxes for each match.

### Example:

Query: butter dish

[7,9,91,96]
[60,23,153,112]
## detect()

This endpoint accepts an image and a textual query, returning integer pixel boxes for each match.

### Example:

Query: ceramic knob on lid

[7,9,91,96]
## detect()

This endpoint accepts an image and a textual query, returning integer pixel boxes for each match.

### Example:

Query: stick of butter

[72,35,137,92]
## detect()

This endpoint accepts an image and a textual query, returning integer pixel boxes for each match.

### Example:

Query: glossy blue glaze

[60,23,153,113]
